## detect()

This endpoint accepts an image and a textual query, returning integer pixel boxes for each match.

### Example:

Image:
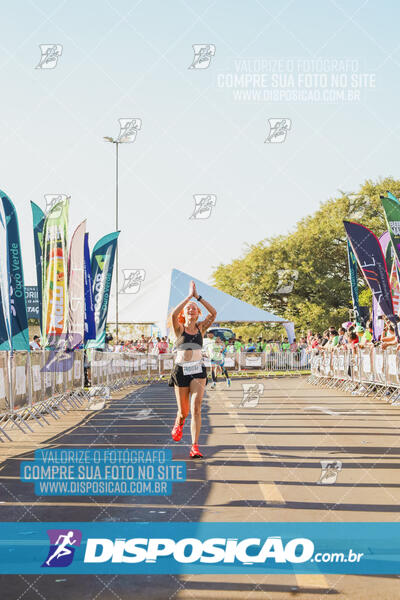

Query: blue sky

[1,0,400,322]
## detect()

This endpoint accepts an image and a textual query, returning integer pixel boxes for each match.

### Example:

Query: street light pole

[115,141,119,341]
[105,122,141,343]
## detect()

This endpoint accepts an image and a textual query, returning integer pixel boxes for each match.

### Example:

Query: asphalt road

[1,376,400,599]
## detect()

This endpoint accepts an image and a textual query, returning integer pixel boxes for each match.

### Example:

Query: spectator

[328,330,340,348]
[348,331,359,354]
[234,336,243,352]
[281,338,290,352]
[298,337,307,350]
[157,337,169,354]
[226,338,236,353]
[29,335,41,350]
[338,327,346,345]
[358,324,373,348]
[320,330,330,347]
[256,337,265,352]
[381,324,397,350]
[245,338,256,352]
[290,338,298,352]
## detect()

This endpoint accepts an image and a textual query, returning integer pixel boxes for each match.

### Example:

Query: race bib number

[183,361,203,376]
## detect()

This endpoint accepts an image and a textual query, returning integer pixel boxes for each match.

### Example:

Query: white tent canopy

[167,269,295,341]
[113,268,295,341]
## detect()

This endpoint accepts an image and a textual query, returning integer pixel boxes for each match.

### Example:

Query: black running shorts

[168,364,208,388]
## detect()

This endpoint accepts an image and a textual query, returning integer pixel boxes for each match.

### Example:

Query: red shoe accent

[190,444,203,458]
[171,417,185,441]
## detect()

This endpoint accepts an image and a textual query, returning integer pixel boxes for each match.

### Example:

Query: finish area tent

[167,269,295,341]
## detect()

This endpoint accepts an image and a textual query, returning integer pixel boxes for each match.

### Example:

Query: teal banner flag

[86,231,119,349]
[0,190,29,350]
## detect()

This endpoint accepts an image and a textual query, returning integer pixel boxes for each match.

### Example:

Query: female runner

[169,280,217,458]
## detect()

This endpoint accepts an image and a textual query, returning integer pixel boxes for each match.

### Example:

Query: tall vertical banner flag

[86,231,120,349]
[30,201,45,333]
[0,191,29,350]
[83,233,96,342]
[0,201,11,349]
[42,199,69,347]
[390,260,400,316]
[381,195,400,265]
[346,240,360,320]
[373,231,391,340]
[68,221,86,349]
[343,221,398,329]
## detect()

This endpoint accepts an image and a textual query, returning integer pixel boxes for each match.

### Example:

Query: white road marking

[307,405,340,416]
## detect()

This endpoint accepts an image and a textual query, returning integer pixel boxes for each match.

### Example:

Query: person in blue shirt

[245,338,256,352]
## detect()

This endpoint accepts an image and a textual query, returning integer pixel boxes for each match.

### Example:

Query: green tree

[213,177,400,332]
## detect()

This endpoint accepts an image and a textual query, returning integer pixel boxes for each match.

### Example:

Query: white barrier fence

[308,347,400,402]
[0,349,311,442]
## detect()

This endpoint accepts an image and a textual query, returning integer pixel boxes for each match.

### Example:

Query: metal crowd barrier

[308,346,400,403]
[0,347,312,442]
[86,350,310,389]
[0,349,86,442]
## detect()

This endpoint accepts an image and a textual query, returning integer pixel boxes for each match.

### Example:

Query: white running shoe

[226,379,231,388]
[209,382,216,390]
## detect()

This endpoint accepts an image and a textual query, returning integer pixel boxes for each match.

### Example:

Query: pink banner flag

[390,260,400,316]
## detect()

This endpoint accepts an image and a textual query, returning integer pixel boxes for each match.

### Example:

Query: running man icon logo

[44,194,69,214]
[189,44,216,69]
[42,529,82,567]
[120,269,146,294]
[117,118,142,143]
[189,195,217,220]
[317,460,342,485]
[264,118,292,143]
[240,383,264,408]
[36,44,63,69]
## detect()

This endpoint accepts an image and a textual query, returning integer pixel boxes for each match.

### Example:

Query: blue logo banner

[0,522,399,574]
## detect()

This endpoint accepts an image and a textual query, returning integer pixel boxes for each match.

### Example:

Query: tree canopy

[212,177,400,333]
